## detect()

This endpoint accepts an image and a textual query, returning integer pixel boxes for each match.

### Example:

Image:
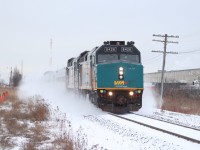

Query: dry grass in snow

[0,87,88,150]
[152,85,200,114]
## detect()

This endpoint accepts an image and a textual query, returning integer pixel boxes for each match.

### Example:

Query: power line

[152,50,178,54]
[178,49,200,54]
[181,31,200,39]
[152,34,179,107]
[143,54,162,63]
[143,54,161,62]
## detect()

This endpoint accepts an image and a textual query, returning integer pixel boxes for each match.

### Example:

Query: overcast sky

[0,0,200,81]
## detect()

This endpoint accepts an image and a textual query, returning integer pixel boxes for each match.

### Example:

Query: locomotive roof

[67,41,140,65]
[104,41,125,45]
[79,51,89,58]
[95,41,140,54]
[78,50,90,62]
[67,57,74,63]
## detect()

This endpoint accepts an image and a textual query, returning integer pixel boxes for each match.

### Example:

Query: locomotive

[66,41,143,112]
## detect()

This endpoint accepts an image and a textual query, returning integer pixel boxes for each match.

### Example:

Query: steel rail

[108,112,200,144]
[130,112,200,132]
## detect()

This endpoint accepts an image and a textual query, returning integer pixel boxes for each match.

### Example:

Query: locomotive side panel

[66,65,75,89]
[79,61,91,90]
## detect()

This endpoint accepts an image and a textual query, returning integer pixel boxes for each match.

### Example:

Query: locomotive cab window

[97,53,140,64]
[98,54,118,64]
[120,54,140,63]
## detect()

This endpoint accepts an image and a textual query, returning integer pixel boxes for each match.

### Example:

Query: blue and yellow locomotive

[66,41,143,112]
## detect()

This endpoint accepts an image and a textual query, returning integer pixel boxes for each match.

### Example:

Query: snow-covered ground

[18,78,200,150]
[136,109,200,130]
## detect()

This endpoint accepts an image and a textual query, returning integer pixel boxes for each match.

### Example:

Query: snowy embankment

[18,78,200,150]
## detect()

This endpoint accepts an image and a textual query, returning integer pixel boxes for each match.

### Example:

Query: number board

[104,47,117,53]
[121,47,133,53]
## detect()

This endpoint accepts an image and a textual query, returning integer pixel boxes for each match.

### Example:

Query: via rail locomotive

[66,41,143,112]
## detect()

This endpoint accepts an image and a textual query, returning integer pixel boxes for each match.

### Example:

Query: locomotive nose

[115,95,127,106]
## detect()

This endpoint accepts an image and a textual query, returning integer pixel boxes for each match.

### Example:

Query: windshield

[97,54,140,64]
[98,54,118,63]
[120,54,139,63]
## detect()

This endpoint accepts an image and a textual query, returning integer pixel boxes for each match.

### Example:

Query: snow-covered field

[18,77,200,150]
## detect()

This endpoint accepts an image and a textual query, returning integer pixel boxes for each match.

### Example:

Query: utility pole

[21,60,23,77]
[152,34,179,107]
[50,38,53,68]
[9,67,12,86]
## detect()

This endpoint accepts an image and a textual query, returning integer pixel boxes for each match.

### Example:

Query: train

[65,41,143,113]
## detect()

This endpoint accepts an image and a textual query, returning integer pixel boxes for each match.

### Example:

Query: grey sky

[0,0,200,81]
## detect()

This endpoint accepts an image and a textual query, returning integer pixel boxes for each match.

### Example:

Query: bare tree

[12,67,22,87]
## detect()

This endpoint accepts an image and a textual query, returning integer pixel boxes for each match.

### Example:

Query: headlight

[118,67,124,80]
[108,91,113,96]
[100,90,104,93]
[129,91,134,96]
[119,67,123,71]
[119,75,123,79]
[138,90,141,94]
[119,70,123,75]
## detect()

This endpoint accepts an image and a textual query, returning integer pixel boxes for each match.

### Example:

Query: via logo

[114,81,125,85]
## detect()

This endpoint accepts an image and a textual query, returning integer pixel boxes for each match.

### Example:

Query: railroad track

[130,112,200,131]
[108,112,200,144]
